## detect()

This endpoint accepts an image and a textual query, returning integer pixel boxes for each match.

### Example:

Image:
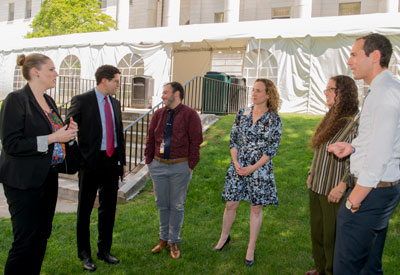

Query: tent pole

[307,37,312,114]
[170,52,174,81]
[256,39,261,79]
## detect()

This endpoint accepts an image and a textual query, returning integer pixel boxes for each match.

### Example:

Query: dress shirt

[95,89,117,150]
[350,70,400,188]
[144,103,203,169]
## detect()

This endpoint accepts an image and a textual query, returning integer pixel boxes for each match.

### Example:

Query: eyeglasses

[324,87,337,93]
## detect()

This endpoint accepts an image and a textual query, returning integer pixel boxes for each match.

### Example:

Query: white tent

[1,13,400,113]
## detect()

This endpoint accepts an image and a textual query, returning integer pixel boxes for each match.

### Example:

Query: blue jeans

[333,184,400,275]
[148,160,192,243]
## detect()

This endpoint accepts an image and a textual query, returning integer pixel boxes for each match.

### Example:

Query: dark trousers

[77,151,119,260]
[333,184,400,275]
[3,167,58,275]
[309,189,343,275]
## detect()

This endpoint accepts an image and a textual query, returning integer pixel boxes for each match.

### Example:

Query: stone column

[165,0,181,26]
[380,0,399,13]
[294,0,312,19]
[147,0,158,28]
[224,0,240,23]
[117,0,130,29]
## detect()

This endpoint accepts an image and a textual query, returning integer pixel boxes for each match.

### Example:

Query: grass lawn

[0,114,399,274]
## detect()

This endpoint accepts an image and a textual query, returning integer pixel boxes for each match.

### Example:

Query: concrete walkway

[0,183,78,218]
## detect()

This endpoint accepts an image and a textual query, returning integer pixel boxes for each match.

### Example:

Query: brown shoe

[151,239,168,254]
[305,270,321,275]
[169,243,181,259]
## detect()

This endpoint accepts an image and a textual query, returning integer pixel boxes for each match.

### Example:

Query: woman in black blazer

[0,53,78,275]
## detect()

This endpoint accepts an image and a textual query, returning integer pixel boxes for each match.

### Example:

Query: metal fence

[51,76,148,115]
[48,76,96,107]
[183,76,249,115]
[122,75,249,174]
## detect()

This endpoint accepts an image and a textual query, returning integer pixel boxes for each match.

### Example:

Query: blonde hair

[17,53,50,81]
[254,78,281,113]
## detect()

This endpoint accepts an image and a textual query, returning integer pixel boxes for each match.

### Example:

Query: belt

[154,156,188,165]
[353,177,399,188]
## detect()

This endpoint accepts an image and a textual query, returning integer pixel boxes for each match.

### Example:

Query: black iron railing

[123,102,163,172]
[183,76,249,115]
[48,76,96,107]
[50,76,148,112]
[122,75,248,175]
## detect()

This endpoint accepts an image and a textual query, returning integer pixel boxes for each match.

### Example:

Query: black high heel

[245,258,255,266]
[212,235,231,251]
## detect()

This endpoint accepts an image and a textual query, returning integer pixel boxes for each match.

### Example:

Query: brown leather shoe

[305,269,321,275]
[169,243,181,259]
[151,239,168,254]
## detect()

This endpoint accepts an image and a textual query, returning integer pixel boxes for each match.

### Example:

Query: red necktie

[104,96,114,157]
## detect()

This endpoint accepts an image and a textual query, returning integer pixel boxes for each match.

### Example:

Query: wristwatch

[345,199,360,211]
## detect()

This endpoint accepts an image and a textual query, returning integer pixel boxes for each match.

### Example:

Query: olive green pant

[309,189,343,275]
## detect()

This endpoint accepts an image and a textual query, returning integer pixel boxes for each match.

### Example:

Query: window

[272,7,290,19]
[13,65,26,91]
[25,0,32,19]
[117,53,145,105]
[339,2,361,16]
[243,49,278,90]
[100,0,107,9]
[211,50,244,75]
[59,55,81,101]
[117,53,144,78]
[8,3,15,21]
[59,55,81,77]
[214,12,224,23]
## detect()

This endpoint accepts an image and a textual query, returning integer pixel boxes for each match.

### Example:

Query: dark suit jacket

[66,89,125,171]
[0,84,61,189]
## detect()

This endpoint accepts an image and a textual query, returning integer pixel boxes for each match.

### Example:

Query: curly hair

[310,75,359,148]
[255,78,282,113]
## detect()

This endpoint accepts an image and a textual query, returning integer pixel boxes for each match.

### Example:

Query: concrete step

[58,164,147,205]
[56,113,218,206]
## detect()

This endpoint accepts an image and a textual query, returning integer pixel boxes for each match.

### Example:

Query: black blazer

[0,84,61,189]
[66,89,126,170]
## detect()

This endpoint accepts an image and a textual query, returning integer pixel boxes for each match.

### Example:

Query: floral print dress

[222,106,282,206]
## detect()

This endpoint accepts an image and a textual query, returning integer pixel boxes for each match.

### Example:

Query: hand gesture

[326,142,353,158]
[48,117,78,144]
[237,166,255,176]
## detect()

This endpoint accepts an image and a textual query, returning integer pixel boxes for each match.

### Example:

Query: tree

[26,0,117,38]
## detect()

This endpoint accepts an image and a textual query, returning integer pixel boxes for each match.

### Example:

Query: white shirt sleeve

[357,90,400,188]
[37,135,49,152]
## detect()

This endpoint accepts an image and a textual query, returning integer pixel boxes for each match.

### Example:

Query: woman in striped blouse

[305,75,359,275]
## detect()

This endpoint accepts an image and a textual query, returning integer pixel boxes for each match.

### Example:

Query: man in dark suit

[66,65,126,272]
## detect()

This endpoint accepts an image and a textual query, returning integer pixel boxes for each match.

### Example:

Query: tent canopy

[2,13,400,53]
[1,13,400,113]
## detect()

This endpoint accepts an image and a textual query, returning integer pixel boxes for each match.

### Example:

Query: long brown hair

[254,78,281,113]
[310,75,359,148]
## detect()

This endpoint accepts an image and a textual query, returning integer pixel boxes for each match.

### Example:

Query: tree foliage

[26,0,117,38]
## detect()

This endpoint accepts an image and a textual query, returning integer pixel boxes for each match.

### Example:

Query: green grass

[1,114,399,274]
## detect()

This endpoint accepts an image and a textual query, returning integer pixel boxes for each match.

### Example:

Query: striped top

[309,113,358,196]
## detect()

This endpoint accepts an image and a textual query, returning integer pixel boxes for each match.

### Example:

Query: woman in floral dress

[213,78,282,266]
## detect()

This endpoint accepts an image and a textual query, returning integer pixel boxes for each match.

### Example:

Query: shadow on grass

[0,113,399,274]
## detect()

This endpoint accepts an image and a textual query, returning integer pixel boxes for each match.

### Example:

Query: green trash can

[202,72,231,114]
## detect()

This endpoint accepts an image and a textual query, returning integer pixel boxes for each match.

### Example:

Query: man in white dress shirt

[327,33,400,274]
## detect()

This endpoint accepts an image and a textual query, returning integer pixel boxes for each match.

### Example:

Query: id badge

[243,107,251,116]
[160,139,165,154]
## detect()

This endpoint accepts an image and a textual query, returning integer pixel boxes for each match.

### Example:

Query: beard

[165,96,176,109]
